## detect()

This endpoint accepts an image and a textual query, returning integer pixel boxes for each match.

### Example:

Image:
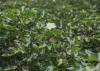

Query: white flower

[46,23,56,29]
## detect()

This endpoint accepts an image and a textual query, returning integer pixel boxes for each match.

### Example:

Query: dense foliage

[0,0,100,71]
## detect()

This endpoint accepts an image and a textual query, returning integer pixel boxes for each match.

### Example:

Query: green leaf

[4,8,17,19]
[4,65,17,71]
[87,54,97,61]
[2,47,25,57]
[71,47,81,52]
[0,23,4,29]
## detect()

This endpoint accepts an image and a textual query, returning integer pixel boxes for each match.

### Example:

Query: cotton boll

[46,23,56,29]
[53,0,56,2]
[21,6,25,11]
